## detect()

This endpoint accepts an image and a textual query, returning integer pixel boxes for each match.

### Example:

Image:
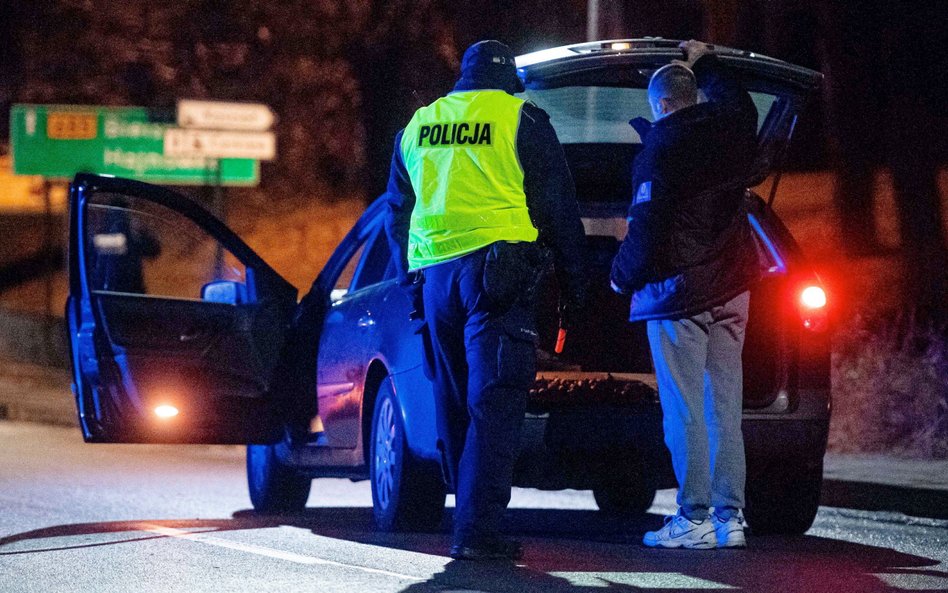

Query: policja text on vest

[418,122,493,147]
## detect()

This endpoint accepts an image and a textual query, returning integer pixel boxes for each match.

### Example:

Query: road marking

[550,572,737,589]
[140,524,423,581]
[872,572,948,590]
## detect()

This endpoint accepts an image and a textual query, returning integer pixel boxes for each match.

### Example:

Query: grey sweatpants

[646,290,750,521]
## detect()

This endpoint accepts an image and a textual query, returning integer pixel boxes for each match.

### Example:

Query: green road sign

[10,104,259,186]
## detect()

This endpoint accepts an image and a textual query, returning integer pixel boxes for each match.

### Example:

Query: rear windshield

[518,86,777,143]
[516,87,778,205]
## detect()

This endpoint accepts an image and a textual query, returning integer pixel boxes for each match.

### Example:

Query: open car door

[66,174,297,444]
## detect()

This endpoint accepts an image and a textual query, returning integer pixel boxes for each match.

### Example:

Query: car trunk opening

[517,49,819,411]
[531,205,787,411]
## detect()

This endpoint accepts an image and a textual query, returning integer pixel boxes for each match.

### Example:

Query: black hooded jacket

[384,65,587,304]
[610,55,762,321]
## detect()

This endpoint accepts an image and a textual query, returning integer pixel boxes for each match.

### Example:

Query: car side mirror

[201,280,248,305]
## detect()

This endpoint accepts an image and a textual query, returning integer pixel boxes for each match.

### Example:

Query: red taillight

[800,286,827,309]
[798,285,828,331]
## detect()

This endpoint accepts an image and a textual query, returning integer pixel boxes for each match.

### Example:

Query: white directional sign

[177,100,275,131]
[163,129,277,160]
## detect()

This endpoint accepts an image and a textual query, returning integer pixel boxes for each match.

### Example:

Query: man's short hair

[648,64,698,109]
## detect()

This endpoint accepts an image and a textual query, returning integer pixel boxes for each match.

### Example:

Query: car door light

[154,404,179,419]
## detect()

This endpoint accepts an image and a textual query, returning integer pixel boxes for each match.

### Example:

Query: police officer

[611,40,761,549]
[385,40,586,560]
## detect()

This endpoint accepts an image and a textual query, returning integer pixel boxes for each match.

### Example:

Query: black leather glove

[483,241,546,311]
[629,117,653,142]
[558,281,588,330]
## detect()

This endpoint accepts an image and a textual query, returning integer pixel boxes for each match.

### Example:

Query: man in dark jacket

[385,40,586,560]
[611,40,761,549]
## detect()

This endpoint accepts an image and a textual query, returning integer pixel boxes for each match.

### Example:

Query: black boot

[449,538,523,561]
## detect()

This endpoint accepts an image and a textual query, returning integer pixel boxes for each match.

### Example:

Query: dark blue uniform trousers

[422,246,537,546]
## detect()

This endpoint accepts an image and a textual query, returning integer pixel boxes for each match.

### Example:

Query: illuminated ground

[1,422,946,593]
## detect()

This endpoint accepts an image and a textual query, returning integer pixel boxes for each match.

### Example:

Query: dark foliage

[1,1,455,198]
[1,0,593,199]
[832,310,948,459]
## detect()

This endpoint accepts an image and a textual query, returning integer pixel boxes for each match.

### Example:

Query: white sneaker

[643,511,717,549]
[711,512,747,548]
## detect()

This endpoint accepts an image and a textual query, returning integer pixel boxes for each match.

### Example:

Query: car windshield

[516,86,779,205]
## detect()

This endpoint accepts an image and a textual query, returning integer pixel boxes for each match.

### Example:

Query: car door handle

[179,328,205,342]
[357,315,376,329]
[179,315,228,342]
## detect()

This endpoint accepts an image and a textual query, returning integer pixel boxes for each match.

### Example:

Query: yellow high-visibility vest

[401,90,537,270]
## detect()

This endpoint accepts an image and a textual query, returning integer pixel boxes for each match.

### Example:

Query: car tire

[744,456,823,535]
[246,442,311,513]
[593,479,657,516]
[370,378,446,532]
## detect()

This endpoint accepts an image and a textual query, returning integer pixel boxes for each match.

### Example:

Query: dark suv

[66,39,829,536]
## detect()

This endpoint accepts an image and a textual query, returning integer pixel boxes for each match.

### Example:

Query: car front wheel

[370,378,446,532]
[247,441,311,513]
[744,456,823,534]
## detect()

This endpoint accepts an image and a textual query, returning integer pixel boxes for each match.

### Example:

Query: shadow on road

[3,507,943,592]
[0,517,276,555]
[822,479,948,520]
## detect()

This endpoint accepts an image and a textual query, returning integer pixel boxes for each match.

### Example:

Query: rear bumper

[514,403,673,490]
[516,372,670,489]
[512,393,830,490]
[743,417,830,464]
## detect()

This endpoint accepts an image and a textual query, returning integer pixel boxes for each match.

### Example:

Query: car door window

[86,192,246,300]
[331,242,366,302]
[349,229,395,292]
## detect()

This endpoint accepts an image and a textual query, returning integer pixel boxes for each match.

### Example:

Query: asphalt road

[2,422,946,593]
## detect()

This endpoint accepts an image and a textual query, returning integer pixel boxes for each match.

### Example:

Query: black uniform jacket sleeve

[610,55,757,295]
[383,129,414,283]
[518,101,587,303]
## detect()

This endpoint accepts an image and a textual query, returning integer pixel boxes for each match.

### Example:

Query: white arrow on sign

[177,99,275,131]
[163,128,277,160]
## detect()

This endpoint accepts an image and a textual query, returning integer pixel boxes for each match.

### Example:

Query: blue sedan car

[66,39,829,535]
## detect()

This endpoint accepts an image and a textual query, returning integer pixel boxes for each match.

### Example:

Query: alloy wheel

[373,396,397,510]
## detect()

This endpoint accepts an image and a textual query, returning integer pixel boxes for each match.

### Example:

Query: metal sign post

[213,157,225,278]
[41,178,58,359]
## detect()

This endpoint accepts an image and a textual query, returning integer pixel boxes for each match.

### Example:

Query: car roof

[516,38,822,93]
